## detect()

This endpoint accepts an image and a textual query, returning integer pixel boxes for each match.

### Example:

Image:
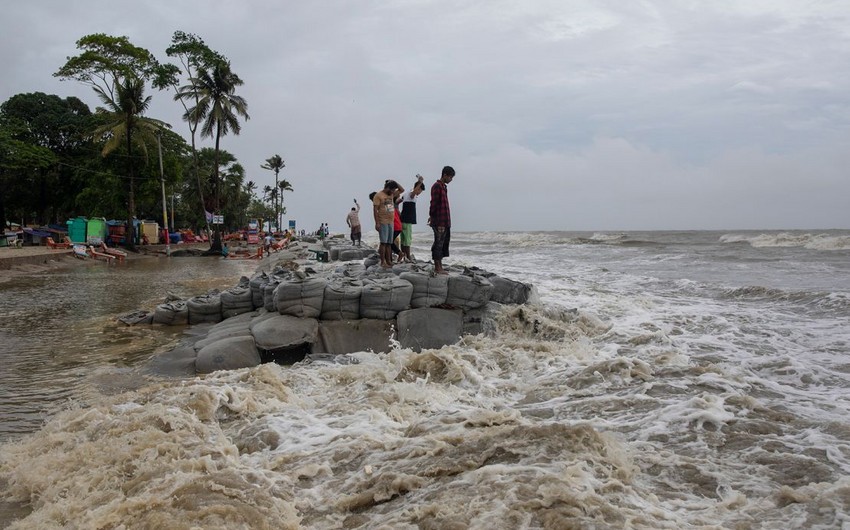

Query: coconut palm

[278,178,293,224]
[261,154,284,232]
[179,60,249,249]
[93,76,169,248]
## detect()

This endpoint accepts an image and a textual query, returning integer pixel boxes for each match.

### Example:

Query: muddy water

[0,256,259,441]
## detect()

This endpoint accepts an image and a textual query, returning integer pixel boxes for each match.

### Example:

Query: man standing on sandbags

[373,180,401,269]
[428,166,455,275]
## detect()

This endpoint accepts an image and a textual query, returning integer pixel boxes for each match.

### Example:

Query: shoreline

[0,242,215,278]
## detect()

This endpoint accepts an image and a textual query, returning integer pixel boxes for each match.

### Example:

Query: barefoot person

[428,166,455,274]
[373,180,401,268]
[400,174,426,262]
[346,199,362,246]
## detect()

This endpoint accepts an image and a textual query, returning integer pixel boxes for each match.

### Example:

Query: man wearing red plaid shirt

[428,166,456,275]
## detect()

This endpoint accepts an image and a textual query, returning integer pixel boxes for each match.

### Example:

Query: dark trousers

[431,227,450,260]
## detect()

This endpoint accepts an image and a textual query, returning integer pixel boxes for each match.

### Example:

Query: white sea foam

[2,231,850,528]
[720,232,850,250]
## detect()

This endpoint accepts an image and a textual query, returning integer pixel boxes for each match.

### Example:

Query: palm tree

[278,178,293,227]
[261,154,284,232]
[93,77,169,249]
[180,61,249,250]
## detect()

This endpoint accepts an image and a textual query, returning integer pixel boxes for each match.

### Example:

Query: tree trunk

[208,128,223,253]
[125,122,137,251]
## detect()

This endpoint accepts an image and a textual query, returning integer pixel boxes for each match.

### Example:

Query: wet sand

[0,243,213,279]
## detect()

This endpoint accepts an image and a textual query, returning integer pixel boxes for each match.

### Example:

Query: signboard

[288,220,296,230]
[213,215,224,225]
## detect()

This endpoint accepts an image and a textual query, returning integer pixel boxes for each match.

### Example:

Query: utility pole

[157,131,170,257]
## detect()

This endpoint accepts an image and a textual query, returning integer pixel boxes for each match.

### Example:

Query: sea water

[1,230,849,529]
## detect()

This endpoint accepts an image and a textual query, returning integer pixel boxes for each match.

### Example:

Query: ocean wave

[720,285,850,312]
[719,232,850,251]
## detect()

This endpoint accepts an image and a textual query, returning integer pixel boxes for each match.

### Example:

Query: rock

[314,319,396,354]
[195,335,261,374]
[396,308,463,352]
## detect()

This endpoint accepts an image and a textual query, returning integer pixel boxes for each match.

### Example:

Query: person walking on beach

[373,180,401,268]
[263,233,273,256]
[400,174,425,262]
[346,199,362,246]
[428,166,455,274]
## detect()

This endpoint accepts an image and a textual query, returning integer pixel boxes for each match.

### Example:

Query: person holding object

[428,166,455,274]
[346,199,362,246]
[373,180,401,268]
[400,174,426,262]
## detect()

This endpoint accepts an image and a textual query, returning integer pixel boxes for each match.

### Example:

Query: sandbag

[263,279,281,312]
[360,277,413,319]
[187,291,223,324]
[339,249,366,262]
[221,284,254,318]
[275,276,327,318]
[195,335,261,374]
[153,300,189,326]
[251,314,319,355]
[334,262,367,278]
[445,273,493,310]
[249,272,268,308]
[321,278,362,320]
[483,273,538,305]
[117,310,152,326]
[363,254,380,269]
[399,271,448,308]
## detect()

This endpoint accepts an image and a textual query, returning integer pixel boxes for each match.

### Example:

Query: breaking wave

[720,232,850,251]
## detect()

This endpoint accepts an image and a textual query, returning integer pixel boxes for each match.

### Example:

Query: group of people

[346,165,455,274]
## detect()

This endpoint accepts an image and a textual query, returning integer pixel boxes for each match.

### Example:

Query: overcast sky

[2,1,849,231]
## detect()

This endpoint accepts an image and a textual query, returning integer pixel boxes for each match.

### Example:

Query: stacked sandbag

[334,262,367,278]
[360,276,414,319]
[187,290,223,324]
[339,248,371,262]
[399,271,449,308]
[221,283,254,318]
[363,254,380,269]
[482,273,538,305]
[445,272,493,310]
[276,275,327,318]
[321,277,363,320]
[153,300,189,326]
[249,272,269,308]
[263,277,281,312]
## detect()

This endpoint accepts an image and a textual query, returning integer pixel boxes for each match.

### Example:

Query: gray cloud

[2,1,849,231]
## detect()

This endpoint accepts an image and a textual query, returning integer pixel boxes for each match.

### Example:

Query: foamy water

[1,230,849,529]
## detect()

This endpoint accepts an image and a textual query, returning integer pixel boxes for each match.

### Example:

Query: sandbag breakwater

[124,240,538,375]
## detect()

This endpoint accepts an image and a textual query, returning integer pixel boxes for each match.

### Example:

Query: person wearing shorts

[428,166,455,274]
[373,180,401,268]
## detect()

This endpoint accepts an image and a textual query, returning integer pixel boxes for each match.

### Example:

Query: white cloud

[2,0,850,230]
